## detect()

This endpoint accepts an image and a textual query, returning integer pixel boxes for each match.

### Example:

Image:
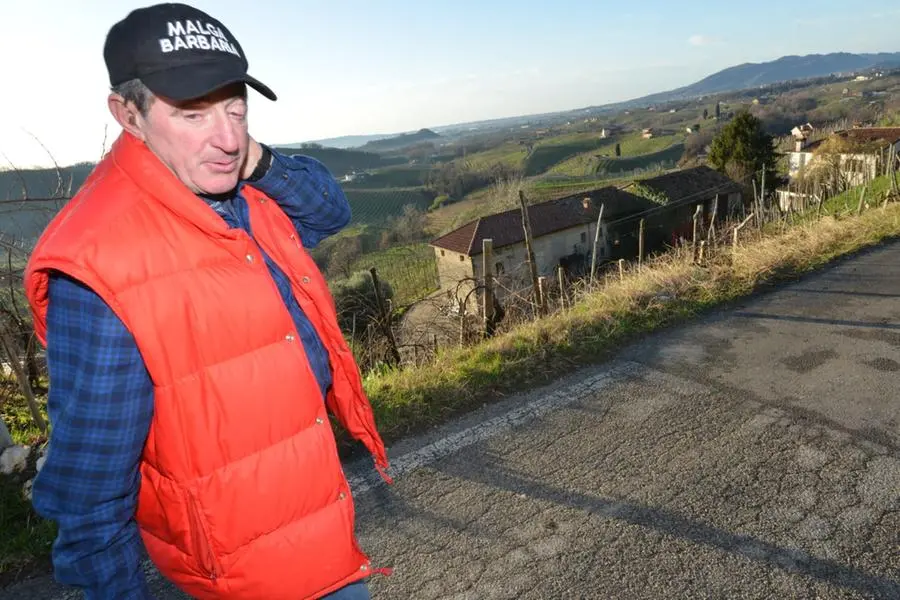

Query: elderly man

[24,3,391,599]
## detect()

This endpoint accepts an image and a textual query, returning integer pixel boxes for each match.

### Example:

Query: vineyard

[345,188,435,225]
[342,165,432,189]
[346,243,439,306]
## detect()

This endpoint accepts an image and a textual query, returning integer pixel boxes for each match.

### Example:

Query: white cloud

[688,34,722,47]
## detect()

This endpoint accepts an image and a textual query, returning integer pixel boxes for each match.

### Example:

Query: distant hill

[277,133,400,150]
[270,145,405,176]
[0,163,94,201]
[359,128,442,153]
[624,52,900,107]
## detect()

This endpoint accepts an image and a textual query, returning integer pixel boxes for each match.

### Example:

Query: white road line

[347,360,644,496]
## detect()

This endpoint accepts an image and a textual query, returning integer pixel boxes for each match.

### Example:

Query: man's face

[133,83,249,195]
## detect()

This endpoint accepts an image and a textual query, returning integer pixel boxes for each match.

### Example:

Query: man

[24,3,391,599]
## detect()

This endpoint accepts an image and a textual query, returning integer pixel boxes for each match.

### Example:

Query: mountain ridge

[621,51,900,107]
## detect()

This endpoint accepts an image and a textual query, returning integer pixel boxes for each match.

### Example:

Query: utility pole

[519,190,545,316]
[482,238,495,337]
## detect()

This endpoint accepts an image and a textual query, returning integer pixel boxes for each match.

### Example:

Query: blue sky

[2,0,899,167]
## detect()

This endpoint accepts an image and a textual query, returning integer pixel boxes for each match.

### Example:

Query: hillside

[0,163,94,201]
[618,52,900,108]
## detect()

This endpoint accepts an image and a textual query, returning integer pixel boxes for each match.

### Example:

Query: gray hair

[111,78,154,116]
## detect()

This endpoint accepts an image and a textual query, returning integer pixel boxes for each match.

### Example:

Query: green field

[524,132,611,176]
[346,243,439,306]
[345,188,435,225]
[595,143,685,176]
[547,134,683,176]
[454,143,528,171]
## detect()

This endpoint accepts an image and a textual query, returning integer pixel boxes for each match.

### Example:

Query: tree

[615,143,621,157]
[715,102,721,119]
[708,109,778,190]
[378,205,428,249]
[326,236,363,279]
[703,108,709,120]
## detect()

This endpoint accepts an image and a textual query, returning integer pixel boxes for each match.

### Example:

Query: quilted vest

[24,131,391,600]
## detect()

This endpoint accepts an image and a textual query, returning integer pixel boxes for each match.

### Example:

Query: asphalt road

[4,241,899,599]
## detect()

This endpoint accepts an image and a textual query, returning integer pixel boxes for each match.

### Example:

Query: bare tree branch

[22,128,67,199]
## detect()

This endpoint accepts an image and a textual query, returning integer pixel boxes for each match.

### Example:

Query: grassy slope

[457,143,528,170]
[595,143,685,177]
[546,134,681,176]
[524,132,611,176]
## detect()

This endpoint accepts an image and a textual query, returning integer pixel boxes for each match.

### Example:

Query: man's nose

[211,110,241,153]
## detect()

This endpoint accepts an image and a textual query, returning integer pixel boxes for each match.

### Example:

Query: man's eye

[184,113,203,121]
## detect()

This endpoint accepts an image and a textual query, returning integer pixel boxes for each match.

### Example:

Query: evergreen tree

[708,109,777,189]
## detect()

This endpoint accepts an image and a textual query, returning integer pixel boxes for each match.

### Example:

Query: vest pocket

[185,492,224,583]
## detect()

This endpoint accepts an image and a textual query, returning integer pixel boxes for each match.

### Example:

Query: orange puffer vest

[24,131,391,600]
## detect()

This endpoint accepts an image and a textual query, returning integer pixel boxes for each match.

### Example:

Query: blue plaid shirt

[31,148,351,599]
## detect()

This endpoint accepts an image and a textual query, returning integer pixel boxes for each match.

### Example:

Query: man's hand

[241,136,263,180]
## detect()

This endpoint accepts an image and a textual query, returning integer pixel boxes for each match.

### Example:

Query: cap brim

[141,63,277,102]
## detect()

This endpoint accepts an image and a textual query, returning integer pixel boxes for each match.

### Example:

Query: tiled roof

[802,127,900,153]
[430,187,656,256]
[836,127,900,145]
[626,165,743,202]
[430,220,479,257]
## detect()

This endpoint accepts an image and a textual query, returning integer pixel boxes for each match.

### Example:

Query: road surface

[4,241,899,599]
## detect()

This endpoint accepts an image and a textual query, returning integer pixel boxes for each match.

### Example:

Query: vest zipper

[186,493,221,583]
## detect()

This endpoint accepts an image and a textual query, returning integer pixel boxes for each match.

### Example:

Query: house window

[440,250,445,256]
[495,262,505,276]
[459,255,464,262]
[580,232,587,244]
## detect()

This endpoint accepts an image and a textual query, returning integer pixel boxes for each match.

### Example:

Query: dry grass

[362,202,900,444]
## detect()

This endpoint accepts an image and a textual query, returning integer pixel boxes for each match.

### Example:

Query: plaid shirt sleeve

[249,147,351,249]
[31,272,154,600]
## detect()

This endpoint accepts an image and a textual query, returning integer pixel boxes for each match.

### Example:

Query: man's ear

[108,94,146,140]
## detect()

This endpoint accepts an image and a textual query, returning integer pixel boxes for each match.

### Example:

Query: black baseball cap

[103,2,277,102]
